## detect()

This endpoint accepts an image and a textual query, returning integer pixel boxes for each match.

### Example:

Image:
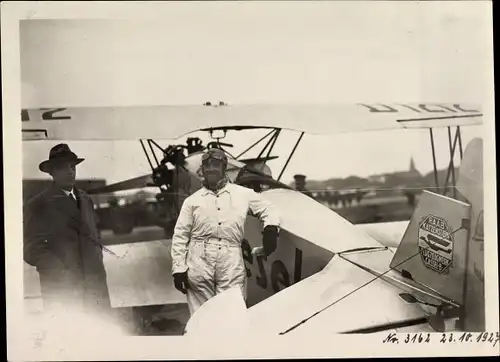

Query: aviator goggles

[201,150,228,165]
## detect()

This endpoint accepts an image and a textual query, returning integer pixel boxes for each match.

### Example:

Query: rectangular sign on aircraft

[389,191,471,305]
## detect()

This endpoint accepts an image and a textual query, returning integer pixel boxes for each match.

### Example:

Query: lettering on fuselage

[241,238,303,294]
[358,104,479,114]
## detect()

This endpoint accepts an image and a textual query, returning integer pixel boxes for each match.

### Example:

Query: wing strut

[447,127,457,198]
[429,129,439,189]
[236,129,276,159]
[428,126,464,198]
[140,139,155,172]
[442,126,464,198]
[147,140,160,166]
[457,126,464,159]
[256,129,281,159]
[259,129,281,172]
[278,132,304,182]
[149,139,167,154]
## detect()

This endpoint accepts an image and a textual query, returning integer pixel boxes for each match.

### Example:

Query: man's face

[50,161,76,190]
[202,158,225,185]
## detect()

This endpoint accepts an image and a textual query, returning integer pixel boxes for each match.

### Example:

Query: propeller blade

[87,174,154,194]
[239,155,279,163]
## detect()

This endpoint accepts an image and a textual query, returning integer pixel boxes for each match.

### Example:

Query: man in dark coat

[23,144,111,320]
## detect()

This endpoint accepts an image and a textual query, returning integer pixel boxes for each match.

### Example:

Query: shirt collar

[61,188,75,197]
[202,179,231,196]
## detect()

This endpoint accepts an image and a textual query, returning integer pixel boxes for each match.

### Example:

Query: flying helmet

[201,148,228,167]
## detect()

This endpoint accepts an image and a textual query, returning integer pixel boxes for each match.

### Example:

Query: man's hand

[262,225,279,256]
[173,272,190,294]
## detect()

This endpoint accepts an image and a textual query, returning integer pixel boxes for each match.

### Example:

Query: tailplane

[389,138,484,331]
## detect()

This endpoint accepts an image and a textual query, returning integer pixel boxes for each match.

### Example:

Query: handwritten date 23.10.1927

[383,332,499,347]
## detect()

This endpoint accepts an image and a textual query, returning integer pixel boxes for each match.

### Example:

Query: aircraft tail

[389,138,484,331]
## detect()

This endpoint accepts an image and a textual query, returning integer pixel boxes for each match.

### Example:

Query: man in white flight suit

[170,148,281,316]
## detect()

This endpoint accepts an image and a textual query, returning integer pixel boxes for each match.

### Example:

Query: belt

[190,238,241,260]
[190,238,241,259]
[191,237,241,247]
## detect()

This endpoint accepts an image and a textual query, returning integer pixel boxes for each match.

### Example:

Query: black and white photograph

[3,1,498,360]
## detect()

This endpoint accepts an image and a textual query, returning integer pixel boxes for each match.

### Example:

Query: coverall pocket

[186,243,210,290]
[215,246,246,294]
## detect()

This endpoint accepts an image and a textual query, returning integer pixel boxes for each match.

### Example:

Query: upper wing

[22,103,482,141]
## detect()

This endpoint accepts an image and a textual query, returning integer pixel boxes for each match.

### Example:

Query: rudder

[389,137,485,331]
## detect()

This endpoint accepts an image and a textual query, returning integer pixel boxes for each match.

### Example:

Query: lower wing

[355,221,410,249]
[24,239,186,310]
[185,248,443,336]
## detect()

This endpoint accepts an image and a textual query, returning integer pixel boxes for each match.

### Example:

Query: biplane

[21,102,486,334]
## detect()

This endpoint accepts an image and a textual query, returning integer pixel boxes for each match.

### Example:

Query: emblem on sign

[418,215,454,273]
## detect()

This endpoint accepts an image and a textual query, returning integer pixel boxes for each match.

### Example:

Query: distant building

[368,157,422,186]
[282,157,450,224]
[385,157,422,182]
[368,174,387,183]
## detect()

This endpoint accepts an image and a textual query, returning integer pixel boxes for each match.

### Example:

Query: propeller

[87,145,187,195]
[238,155,279,163]
[87,174,154,195]
[87,137,241,199]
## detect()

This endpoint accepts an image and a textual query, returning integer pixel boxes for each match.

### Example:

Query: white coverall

[171,182,280,315]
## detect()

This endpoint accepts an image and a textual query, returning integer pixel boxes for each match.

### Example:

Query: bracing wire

[278,237,463,335]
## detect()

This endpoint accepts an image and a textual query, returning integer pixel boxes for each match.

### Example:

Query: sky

[19,2,491,186]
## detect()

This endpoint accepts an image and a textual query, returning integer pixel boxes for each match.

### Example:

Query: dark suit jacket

[23,183,111,314]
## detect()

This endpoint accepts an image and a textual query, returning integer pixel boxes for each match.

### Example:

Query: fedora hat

[39,143,84,173]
